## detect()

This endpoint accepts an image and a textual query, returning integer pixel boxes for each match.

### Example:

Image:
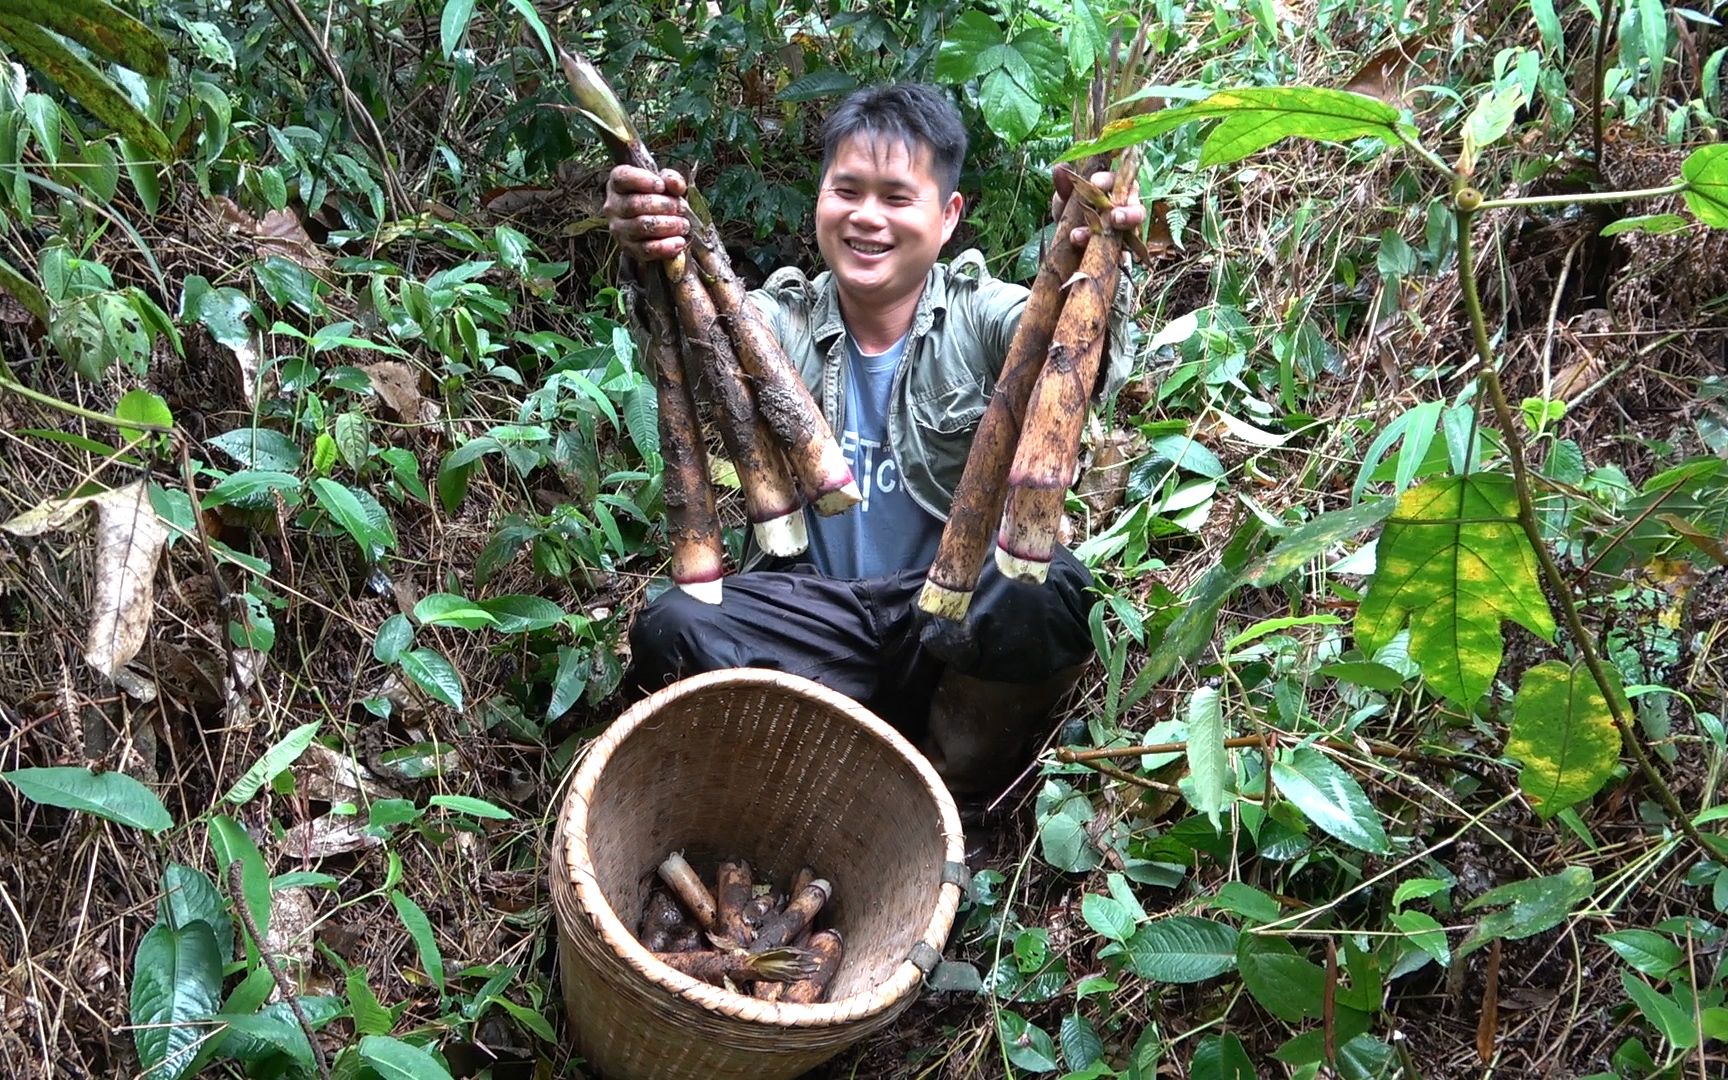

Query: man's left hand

[1051,165,1144,251]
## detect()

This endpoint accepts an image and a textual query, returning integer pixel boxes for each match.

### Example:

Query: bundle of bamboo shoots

[917,33,1153,616]
[558,49,861,604]
[639,852,845,1003]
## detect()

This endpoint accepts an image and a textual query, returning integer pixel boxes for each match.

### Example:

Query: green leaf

[1010,27,1065,102]
[1271,748,1389,852]
[477,594,565,633]
[1601,930,1683,978]
[1066,86,1407,166]
[131,921,224,1080]
[1185,686,1228,827]
[438,0,475,57]
[1461,85,1527,169]
[0,254,50,323]
[1600,212,1690,236]
[412,592,497,630]
[1210,882,1281,924]
[1681,144,1728,228]
[1238,935,1325,1021]
[359,1035,454,1080]
[1530,0,1564,52]
[1037,785,1101,873]
[223,721,320,805]
[427,794,513,821]
[202,470,302,509]
[208,815,270,952]
[979,65,1041,143]
[1389,910,1450,967]
[0,0,169,74]
[389,892,445,992]
[1060,1013,1104,1070]
[400,648,463,711]
[311,477,392,559]
[1244,499,1395,586]
[1189,1033,1255,1080]
[116,389,174,438]
[1459,865,1594,957]
[213,999,337,1069]
[1065,0,1108,75]
[1081,894,1136,943]
[1621,971,1698,1049]
[1506,661,1623,818]
[545,645,588,721]
[333,411,369,473]
[997,1011,1060,1073]
[1126,523,1263,701]
[373,614,413,664]
[1392,877,1449,909]
[1336,1034,1398,1080]
[2,766,172,832]
[206,427,301,471]
[1123,917,1239,983]
[178,20,233,68]
[935,10,1005,82]
[1317,661,1409,691]
[346,970,393,1036]
[159,864,231,958]
[0,17,172,161]
[1355,474,1556,706]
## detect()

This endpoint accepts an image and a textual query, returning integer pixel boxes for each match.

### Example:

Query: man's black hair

[820,84,968,197]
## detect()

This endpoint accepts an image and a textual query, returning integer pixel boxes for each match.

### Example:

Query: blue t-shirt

[806,334,943,579]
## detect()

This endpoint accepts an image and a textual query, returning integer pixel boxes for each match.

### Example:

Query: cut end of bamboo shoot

[810,479,863,516]
[752,511,809,558]
[677,578,724,605]
[916,579,975,621]
[994,542,1051,584]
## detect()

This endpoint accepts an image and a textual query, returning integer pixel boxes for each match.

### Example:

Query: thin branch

[1476,183,1686,211]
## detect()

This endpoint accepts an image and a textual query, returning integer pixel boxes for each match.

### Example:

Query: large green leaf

[1185,686,1228,827]
[311,478,393,559]
[131,921,224,1080]
[358,1035,454,1080]
[400,647,464,712]
[1066,86,1410,166]
[1122,916,1239,983]
[1355,474,1555,706]
[1621,972,1699,1050]
[223,721,321,805]
[1506,661,1623,818]
[159,864,232,959]
[2,766,172,832]
[1189,1033,1255,1080]
[0,0,168,75]
[1681,144,1728,228]
[1237,935,1325,1021]
[206,427,301,471]
[0,17,172,161]
[390,891,446,992]
[0,254,50,322]
[1459,865,1593,957]
[935,10,1004,82]
[1270,748,1388,853]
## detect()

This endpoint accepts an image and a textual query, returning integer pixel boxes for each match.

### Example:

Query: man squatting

[607,84,1142,801]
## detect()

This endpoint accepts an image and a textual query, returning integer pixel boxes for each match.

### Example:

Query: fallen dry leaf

[1344,35,1435,109]
[84,482,169,678]
[361,361,438,423]
[209,195,328,271]
[2,492,101,536]
[264,885,319,1001]
[279,816,383,859]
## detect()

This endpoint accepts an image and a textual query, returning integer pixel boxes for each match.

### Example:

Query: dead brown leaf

[362,361,437,423]
[1344,35,1435,108]
[209,196,328,271]
[279,816,383,859]
[264,886,319,1000]
[83,483,169,678]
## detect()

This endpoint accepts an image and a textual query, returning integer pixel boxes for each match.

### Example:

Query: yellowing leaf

[1507,661,1623,818]
[1356,474,1555,706]
[84,481,169,677]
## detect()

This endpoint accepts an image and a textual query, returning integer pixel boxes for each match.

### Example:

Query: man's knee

[960,546,1095,680]
[628,587,730,691]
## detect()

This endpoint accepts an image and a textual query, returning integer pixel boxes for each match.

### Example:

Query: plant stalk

[1475,183,1685,211]
[1454,197,1713,857]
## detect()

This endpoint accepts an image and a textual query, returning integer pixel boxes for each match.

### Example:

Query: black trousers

[627,547,1096,737]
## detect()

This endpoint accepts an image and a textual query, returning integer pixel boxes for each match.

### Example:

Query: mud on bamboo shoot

[666,252,809,557]
[917,159,1106,620]
[997,148,1142,584]
[688,234,861,515]
[714,859,755,944]
[749,878,831,953]
[780,930,844,1004]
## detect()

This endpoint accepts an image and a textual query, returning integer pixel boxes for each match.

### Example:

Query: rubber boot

[920,664,1087,799]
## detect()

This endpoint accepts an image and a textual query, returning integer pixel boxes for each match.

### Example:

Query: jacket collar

[812,263,949,346]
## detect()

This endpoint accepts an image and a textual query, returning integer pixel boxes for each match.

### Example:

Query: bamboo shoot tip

[812,482,863,516]
[916,581,974,621]
[753,512,809,558]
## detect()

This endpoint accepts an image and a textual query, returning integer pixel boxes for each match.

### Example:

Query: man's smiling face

[815,134,963,316]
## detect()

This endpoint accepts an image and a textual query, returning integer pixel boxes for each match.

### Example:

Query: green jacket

[746,248,1138,523]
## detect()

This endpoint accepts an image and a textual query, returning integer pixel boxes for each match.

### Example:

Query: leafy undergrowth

[3,2,1728,1080]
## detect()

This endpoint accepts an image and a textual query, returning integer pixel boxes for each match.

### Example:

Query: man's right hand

[603,165,690,262]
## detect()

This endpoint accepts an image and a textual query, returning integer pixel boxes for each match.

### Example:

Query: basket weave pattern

[552,668,965,1079]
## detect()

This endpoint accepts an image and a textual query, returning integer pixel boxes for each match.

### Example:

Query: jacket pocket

[910,376,989,435]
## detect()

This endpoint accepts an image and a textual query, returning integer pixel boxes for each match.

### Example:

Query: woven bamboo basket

[550,668,966,1080]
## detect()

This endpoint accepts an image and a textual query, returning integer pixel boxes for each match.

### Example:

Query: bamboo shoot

[652,946,815,986]
[749,878,831,952]
[656,852,717,930]
[780,930,843,1004]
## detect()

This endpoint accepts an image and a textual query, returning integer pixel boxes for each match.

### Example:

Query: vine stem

[1476,182,1686,211]
[0,365,170,434]
[1453,196,1714,858]
[228,861,331,1080]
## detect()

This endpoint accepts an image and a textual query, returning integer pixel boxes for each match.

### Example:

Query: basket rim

[559,667,966,1028]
